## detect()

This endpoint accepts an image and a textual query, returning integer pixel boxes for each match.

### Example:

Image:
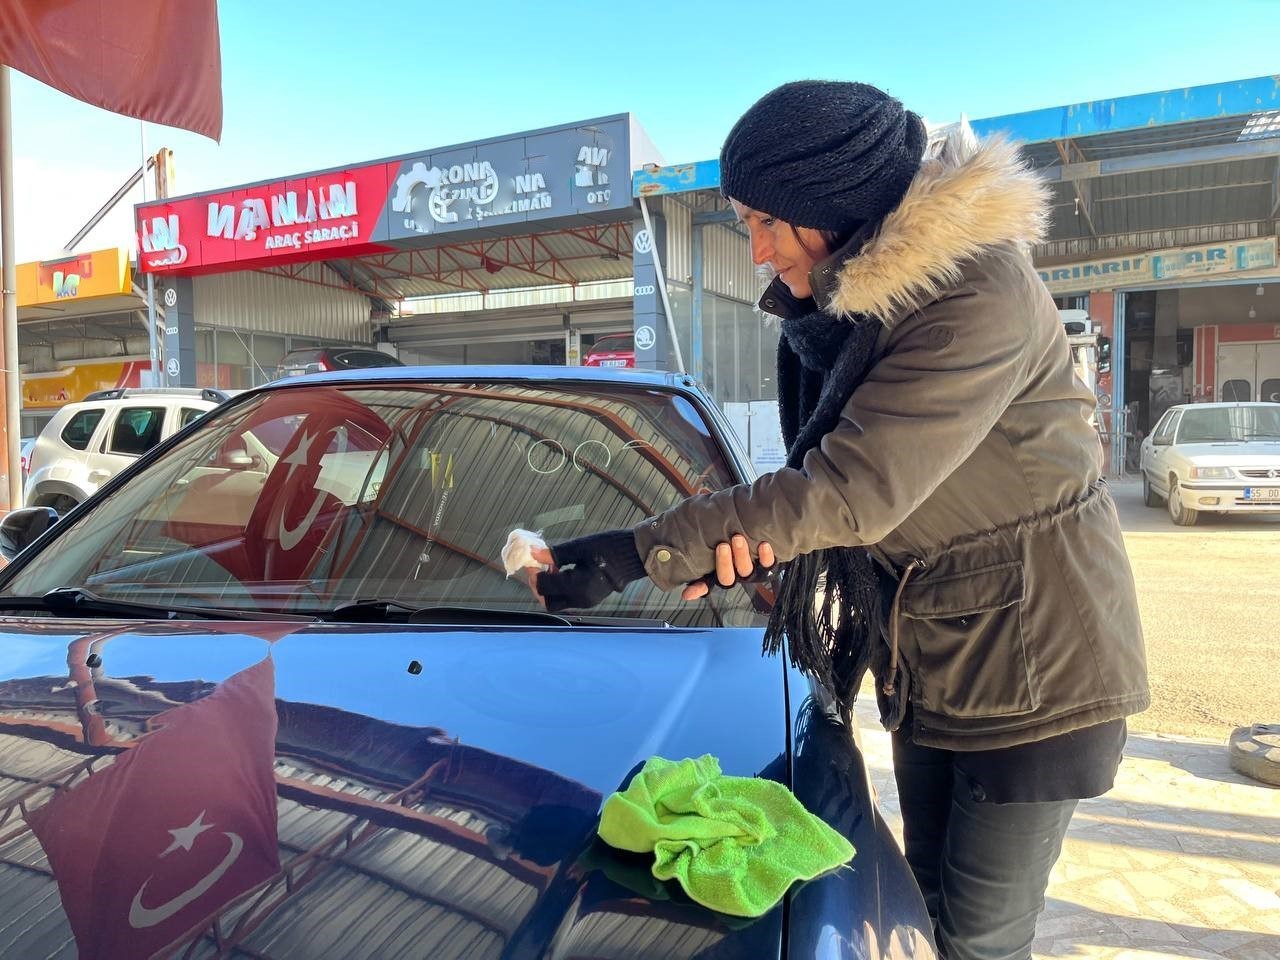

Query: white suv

[24,387,232,513]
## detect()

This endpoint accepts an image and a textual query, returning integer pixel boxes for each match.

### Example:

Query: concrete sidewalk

[854,700,1280,960]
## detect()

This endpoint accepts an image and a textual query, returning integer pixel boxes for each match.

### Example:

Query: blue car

[0,368,934,959]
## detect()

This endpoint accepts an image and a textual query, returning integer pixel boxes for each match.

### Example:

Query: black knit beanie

[720,81,928,235]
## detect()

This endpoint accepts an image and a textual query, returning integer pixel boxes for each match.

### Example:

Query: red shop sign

[136,161,391,274]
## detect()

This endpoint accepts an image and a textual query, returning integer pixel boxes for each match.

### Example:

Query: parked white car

[24,388,232,514]
[1139,401,1280,526]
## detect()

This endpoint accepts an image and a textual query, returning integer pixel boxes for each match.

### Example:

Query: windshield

[2,381,763,628]
[1174,405,1280,443]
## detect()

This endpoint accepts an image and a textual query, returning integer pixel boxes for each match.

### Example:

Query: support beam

[691,224,704,381]
[64,156,155,253]
[1056,139,1098,238]
[1272,157,1280,220]
[1040,137,1280,183]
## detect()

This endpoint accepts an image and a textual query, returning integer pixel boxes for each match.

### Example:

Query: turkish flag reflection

[26,657,280,959]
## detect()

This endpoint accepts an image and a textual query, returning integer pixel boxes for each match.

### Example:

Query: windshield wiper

[0,587,260,621]
[321,599,669,628]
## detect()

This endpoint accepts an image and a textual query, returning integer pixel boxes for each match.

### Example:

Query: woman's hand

[521,531,647,612]
[681,536,776,601]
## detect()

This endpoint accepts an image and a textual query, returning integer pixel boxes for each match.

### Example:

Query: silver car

[1139,401,1280,525]
[24,387,232,514]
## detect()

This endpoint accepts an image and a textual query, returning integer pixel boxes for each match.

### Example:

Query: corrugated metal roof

[1041,155,1276,245]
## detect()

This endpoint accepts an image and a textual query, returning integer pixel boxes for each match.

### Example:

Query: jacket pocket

[900,560,1041,719]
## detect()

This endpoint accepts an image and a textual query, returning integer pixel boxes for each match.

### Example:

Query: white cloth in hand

[502,529,549,577]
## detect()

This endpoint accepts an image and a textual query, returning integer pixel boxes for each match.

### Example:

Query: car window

[60,408,105,451]
[1176,406,1280,443]
[592,335,633,353]
[1153,411,1180,443]
[280,349,324,367]
[334,350,402,368]
[179,407,207,428]
[107,407,166,456]
[3,383,761,628]
[1262,379,1280,404]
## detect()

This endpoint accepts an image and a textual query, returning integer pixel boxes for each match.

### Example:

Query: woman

[529,80,1148,960]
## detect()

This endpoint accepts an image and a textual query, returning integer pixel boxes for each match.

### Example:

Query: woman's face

[730,199,830,299]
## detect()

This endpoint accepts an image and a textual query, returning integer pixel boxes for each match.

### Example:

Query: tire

[1142,473,1164,508]
[1228,725,1280,786]
[1167,477,1199,527]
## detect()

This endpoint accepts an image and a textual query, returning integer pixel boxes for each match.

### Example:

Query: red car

[583,333,635,368]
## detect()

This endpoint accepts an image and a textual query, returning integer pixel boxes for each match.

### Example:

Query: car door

[1141,410,1170,479]
[87,403,170,491]
[1148,410,1182,493]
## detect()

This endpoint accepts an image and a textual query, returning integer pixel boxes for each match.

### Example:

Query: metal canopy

[264,221,636,304]
[633,76,1280,263]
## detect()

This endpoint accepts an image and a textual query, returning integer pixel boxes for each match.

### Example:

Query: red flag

[0,0,222,140]
[26,657,279,959]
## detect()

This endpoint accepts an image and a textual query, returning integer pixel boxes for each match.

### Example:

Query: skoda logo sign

[1270,469,1279,480]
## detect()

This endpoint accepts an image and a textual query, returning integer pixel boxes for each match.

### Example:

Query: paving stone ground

[856,698,1280,960]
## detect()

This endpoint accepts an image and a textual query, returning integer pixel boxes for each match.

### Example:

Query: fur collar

[825,128,1049,326]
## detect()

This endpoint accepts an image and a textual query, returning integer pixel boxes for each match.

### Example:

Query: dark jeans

[892,732,1077,960]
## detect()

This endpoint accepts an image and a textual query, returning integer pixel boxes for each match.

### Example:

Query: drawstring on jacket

[883,559,926,698]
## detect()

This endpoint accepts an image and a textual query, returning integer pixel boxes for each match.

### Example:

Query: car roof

[251,364,702,393]
[1168,401,1280,411]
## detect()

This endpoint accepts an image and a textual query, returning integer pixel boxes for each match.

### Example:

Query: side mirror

[0,506,59,561]
[1153,435,1171,447]
[224,446,255,467]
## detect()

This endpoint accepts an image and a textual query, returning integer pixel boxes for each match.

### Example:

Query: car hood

[1178,442,1280,465]
[0,617,796,959]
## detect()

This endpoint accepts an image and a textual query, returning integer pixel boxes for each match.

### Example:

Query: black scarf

[762,303,905,724]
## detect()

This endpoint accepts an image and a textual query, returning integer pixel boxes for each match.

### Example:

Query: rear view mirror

[0,506,59,561]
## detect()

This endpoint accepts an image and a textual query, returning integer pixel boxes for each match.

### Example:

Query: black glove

[535,530,647,613]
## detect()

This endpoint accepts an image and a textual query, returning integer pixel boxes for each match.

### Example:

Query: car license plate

[601,359,627,367]
[1243,487,1280,500]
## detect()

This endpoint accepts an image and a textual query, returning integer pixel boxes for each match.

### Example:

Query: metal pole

[0,68,22,510]
[1111,293,1127,479]
[638,196,686,374]
[140,121,159,383]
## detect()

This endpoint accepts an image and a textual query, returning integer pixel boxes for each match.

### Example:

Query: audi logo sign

[634,284,655,297]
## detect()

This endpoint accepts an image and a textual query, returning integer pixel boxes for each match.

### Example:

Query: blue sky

[12,0,1280,261]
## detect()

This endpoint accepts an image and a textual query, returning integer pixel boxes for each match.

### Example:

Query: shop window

[108,407,165,456]
[1221,379,1252,402]
[215,331,253,390]
[61,409,104,451]
[251,334,286,385]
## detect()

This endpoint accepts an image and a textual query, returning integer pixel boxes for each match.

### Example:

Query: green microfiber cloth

[598,754,855,918]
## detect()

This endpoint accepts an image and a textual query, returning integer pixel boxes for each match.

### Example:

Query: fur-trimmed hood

[821,123,1050,326]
